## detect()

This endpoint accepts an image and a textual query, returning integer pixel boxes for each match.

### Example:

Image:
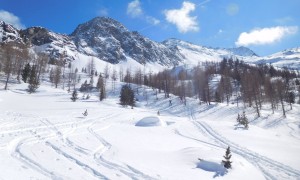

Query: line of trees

[0,42,49,92]
[119,58,299,117]
[1,42,299,116]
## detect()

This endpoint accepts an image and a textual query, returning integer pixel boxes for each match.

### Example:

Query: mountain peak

[0,21,21,43]
[70,17,183,65]
[71,16,128,37]
[227,46,258,57]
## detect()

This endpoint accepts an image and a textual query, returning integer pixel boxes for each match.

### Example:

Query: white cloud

[226,3,239,16]
[0,10,25,29]
[126,0,160,27]
[164,1,199,33]
[97,8,108,16]
[146,16,160,25]
[235,26,298,46]
[127,0,143,18]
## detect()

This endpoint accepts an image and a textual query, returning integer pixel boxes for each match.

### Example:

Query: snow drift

[135,116,167,127]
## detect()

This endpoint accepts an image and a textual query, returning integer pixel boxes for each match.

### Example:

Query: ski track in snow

[9,132,61,179]
[45,141,109,179]
[88,121,157,180]
[191,120,300,180]
[14,110,156,180]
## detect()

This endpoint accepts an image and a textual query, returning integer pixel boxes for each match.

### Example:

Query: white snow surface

[0,76,300,179]
[135,116,167,127]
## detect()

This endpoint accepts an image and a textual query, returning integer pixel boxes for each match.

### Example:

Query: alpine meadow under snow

[0,71,300,180]
[1,16,300,180]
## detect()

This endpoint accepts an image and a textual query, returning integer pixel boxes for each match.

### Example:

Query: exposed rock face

[0,21,22,43]
[20,27,53,46]
[71,17,184,65]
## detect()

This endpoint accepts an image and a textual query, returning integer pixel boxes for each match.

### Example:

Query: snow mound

[197,160,227,177]
[135,116,167,127]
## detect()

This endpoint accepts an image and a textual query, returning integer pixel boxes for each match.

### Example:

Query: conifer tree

[28,65,40,93]
[222,146,232,169]
[236,111,249,129]
[70,90,78,102]
[120,84,135,107]
[53,65,62,88]
[22,63,31,83]
[236,113,241,124]
[241,111,249,129]
[97,75,106,101]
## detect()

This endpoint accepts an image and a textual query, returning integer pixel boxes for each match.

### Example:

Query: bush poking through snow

[222,146,232,169]
[236,111,249,129]
[82,109,88,116]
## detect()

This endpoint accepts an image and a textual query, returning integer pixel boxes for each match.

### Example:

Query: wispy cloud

[146,16,160,25]
[164,1,199,33]
[127,0,160,28]
[274,16,293,24]
[226,3,239,16]
[97,8,108,16]
[0,10,25,29]
[235,26,298,46]
[127,0,143,18]
[198,0,211,7]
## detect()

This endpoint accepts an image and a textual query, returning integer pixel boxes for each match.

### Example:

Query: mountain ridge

[0,17,299,69]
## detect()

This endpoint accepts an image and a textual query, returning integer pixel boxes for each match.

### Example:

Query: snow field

[0,77,300,179]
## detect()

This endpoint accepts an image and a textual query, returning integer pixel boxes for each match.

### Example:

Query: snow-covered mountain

[162,38,258,66]
[254,47,300,70]
[20,26,77,62]
[0,21,22,43]
[0,17,299,69]
[71,17,184,65]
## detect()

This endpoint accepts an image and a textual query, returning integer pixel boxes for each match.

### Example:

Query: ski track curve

[88,122,158,180]
[45,141,108,179]
[9,134,62,179]
[193,120,300,180]
[8,113,117,179]
[40,112,156,179]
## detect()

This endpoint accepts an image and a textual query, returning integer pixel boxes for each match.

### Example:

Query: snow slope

[0,76,300,179]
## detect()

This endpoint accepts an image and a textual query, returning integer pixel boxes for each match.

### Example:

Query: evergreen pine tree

[236,112,249,129]
[241,111,249,129]
[222,146,232,169]
[28,65,40,93]
[70,90,78,102]
[22,63,31,83]
[97,75,106,101]
[236,113,241,124]
[120,84,135,107]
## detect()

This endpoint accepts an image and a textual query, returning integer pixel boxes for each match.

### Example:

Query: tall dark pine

[120,84,135,107]
[97,74,106,101]
[22,63,31,83]
[222,146,232,169]
[70,90,78,102]
[28,65,40,93]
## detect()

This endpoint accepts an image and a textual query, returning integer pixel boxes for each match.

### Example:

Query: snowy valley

[0,16,300,180]
[0,69,300,179]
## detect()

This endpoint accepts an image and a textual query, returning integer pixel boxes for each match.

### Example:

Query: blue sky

[0,0,299,56]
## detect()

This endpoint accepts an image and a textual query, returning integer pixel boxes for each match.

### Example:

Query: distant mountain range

[0,17,299,69]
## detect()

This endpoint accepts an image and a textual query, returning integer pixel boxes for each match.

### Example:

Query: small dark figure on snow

[157,111,160,116]
[169,100,172,106]
[83,109,88,116]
